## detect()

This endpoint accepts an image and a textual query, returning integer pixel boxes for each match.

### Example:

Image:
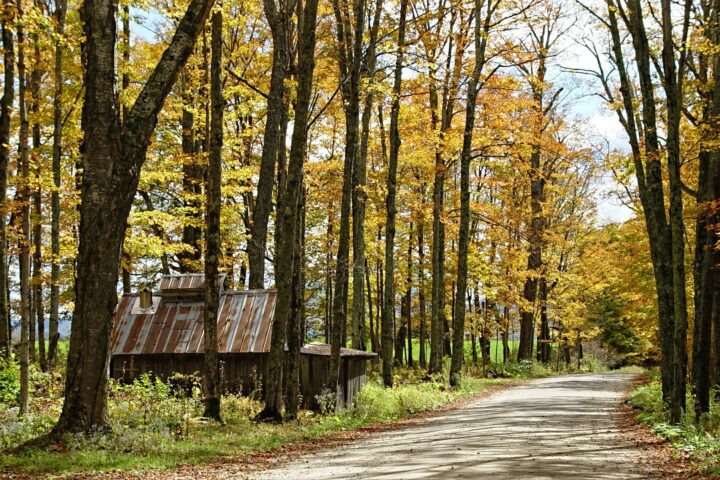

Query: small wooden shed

[109,274,375,410]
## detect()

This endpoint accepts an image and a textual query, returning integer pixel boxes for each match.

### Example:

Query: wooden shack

[109,274,375,410]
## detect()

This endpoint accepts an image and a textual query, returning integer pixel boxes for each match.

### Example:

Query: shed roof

[111,289,275,355]
[111,278,376,359]
[159,273,226,299]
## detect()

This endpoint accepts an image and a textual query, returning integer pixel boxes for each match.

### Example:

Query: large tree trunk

[17,0,30,414]
[0,0,13,359]
[54,0,215,434]
[381,0,407,386]
[605,0,676,407]
[350,0,383,351]
[203,8,224,422]
[428,80,445,375]
[692,2,720,414]
[450,0,486,385]
[660,0,690,425]
[518,61,546,363]
[179,69,203,273]
[49,5,62,365]
[248,0,293,289]
[329,0,366,404]
[285,189,306,419]
[258,0,318,421]
[120,3,132,291]
[30,31,45,371]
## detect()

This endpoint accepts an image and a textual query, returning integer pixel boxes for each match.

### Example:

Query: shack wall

[111,352,369,411]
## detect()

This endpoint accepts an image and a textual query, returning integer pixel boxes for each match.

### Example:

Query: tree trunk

[659,0,690,424]
[428,87,446,373]
[405,223,413,367]
[450,0,485,386]
[18,0,30,414]
[54,0,215,434]
[692,7,720,410]
[325,204,333,344]
[49,0,64,366]
[329,0,367,402]
[366,258,378,353]
[248,0,293,289]
[502,307,510,362]
[120,3,132,290]
[258,0,318,421]
[0,0,12,360]
[417,219,426,369]
[285,189,305,419]
[605,0,676,407]
[30,31,45,371]
[179,69,203,273]
[537,278,550,363]
[351,0,383,352]
[381,0,407,386]
[203,8,223,422]
[518,77,546,363]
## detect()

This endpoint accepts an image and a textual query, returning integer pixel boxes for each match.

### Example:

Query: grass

[398,339,520,365]
[627,379,720,475]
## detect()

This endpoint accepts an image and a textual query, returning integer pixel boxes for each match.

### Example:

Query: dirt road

[251,374,645,479]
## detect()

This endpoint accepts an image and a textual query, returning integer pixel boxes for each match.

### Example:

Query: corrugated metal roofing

[111,289,276,355]
[160,273,225,296]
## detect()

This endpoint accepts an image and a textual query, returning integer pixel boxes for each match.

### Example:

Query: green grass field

[374,339,520,365]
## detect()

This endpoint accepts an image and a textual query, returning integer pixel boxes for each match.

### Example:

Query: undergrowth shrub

[0,410,56,450]
[354,379,450,421]
[0,359,19,404]
[629,381,720,473]
[222,394,261,424]
[109,373,202,437]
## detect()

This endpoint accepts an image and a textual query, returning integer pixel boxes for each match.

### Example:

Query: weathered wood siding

[111,352,368,410]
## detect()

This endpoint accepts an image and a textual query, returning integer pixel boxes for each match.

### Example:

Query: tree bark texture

[418,219,427,368]
[450,0,486,385]
[259,0,317,420]
[607,0,676,406]
[0,0,14,359]
[203,8,224,422]
[248,0,294,289]
[179,69,203,273]
[30,30,45,371]
[692,0,720,417]
[351,0,383,351]
[330,0,366,403]
[50,6,62,365]
[382,0,407,386]
[18,0,30,414]
[284,189,305,419]
[54,0,215,433]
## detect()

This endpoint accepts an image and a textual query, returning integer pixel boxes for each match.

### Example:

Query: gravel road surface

[251,374,645,479]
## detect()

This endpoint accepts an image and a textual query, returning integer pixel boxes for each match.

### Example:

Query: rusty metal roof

[111,288,276,355]
[300,343,377,358]
[159,274,226,298]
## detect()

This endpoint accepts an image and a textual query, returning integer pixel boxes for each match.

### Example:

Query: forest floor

[245,373,648,479]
